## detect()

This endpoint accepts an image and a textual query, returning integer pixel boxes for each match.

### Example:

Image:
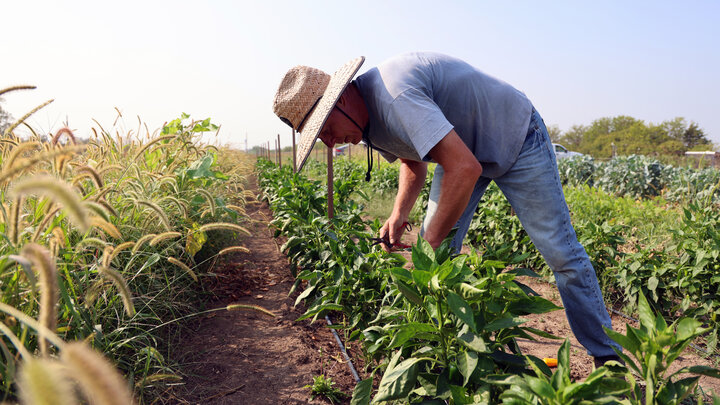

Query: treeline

[549,116,712,158]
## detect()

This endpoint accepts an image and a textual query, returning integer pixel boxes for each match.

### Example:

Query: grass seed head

[18,358,78,405]
[9,175,90,232]
[197,222,251,236]
[167,257,198,282]
[218,246,250,256]
[131,234,156,254]
[51,127,77,146]
[149,232,182,246]
[61,342,136,405]
[21,243,58,357]
[98,266,135,317]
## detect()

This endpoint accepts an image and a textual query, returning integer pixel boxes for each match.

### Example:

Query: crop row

[258,159,720,404]
[557,154,720,202]
[0,91,252,403]
[306,156,720,353]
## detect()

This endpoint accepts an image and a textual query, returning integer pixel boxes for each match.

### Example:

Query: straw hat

[273,56,365,172]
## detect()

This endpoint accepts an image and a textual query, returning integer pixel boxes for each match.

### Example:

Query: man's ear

[336,89,348,108]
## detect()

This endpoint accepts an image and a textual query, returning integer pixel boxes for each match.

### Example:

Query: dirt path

[166,176,719,404]
[167,175,358,404]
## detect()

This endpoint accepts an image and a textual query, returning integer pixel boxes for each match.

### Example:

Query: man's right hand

[379,216,410,252]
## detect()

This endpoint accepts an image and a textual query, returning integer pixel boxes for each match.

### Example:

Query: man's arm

[423,129,483,249]
[380,158,427,250]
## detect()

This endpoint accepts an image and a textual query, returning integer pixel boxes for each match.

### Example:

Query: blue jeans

[421,108,619,357]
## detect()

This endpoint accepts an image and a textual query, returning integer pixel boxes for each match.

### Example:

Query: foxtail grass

[17,358,77,405]
[51,127,77,146]
[135,200,171,230]
[0,85,36,96]
[166,257,198,282]
[3,99,54,137]
[131,234,157,254]
[227,303,275,317]
[90,217,122,239]
[21,244,58,357]
[218,246,250,255]
[97,266,135,317]
[61,342,136,405]
[9,175,90,232]
[132,135,176,162]
[148,232,182,246]
[197,222,250,236]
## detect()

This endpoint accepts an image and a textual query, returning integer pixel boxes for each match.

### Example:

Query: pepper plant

[357,237,562,403]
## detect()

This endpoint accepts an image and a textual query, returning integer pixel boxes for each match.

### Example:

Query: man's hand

[381,159,427,252]
[379,216,409,252]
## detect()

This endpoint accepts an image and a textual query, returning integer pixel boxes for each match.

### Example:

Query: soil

[165,175,720,404]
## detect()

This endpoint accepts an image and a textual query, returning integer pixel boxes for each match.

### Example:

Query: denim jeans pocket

[520,113,541,155]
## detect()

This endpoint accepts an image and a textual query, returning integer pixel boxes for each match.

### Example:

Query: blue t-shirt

[355,52,533,178]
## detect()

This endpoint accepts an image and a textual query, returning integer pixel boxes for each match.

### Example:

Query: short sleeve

[385,88,455,161]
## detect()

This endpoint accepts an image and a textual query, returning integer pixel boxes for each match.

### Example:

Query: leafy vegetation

[258,159,720,403]
[0,87,254,403]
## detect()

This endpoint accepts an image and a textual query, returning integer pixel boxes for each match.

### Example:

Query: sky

[2,1,719,149]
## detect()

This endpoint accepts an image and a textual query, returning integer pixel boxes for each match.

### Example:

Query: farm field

[239,155,720,404]
[3,86,720,404]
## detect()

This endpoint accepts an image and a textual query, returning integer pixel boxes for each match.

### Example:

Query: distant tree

[661,117,688,141]
[682,122,711,149]
[657,139,685,155]
[558,124,586,149]
[0,98,12,134]
[546,124,562,143]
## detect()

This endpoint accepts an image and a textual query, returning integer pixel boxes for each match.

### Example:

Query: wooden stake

[277,134,281,169]
[327,146,334,219]
[292,128,297,172]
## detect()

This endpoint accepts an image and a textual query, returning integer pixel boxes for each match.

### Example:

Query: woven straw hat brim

[295,56,365,172]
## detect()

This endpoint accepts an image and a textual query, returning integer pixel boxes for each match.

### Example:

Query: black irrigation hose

[325,315,361,383]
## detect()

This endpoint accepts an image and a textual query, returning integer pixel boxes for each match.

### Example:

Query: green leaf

[294,284,316,306]
[684,365,720,378]
[350,378,372,405]
[647,275,659,292]
[457,351,478,386]
[526,377,555,399]
[295,303,342,321]
[637,292,655,330]
[412,270,432,293]
[455,283,485,301]
[374,353,423,401]
[389,267,413,283]
[522,326,561,340]
[429,274,442,293]
[604,326,639,354]
[412,235,435,271]
[458,332,488,353]
[447,291,476,332]
[558,339,570,372]
[396,280,424,307]
[505,267,540,277]
[508,296,563,314]
[388,323,436,348]
[675,317,703,341]
[484,316,527,332]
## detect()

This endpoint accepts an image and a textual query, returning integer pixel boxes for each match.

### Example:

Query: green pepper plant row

[257,159,720,404]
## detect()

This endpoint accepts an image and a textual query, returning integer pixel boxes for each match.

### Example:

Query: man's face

[318,107,363,147]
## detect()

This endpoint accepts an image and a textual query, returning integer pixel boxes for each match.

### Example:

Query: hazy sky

[3,1,719,149]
